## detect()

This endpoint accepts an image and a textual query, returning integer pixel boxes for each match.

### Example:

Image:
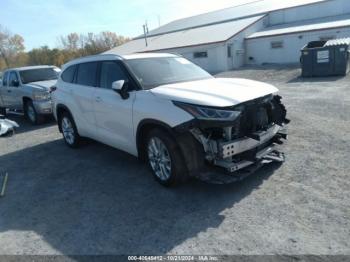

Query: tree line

[0,25,130,71]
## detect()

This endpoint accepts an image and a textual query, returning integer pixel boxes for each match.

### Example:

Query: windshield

[19,68,60,84]
[125,57,213,89]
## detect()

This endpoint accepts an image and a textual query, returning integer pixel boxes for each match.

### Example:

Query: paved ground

[0,65,349,256]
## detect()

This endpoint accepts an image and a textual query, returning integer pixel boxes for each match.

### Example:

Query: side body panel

[132,90,194,156]
[92,89,136,155]
[53,79,97,139]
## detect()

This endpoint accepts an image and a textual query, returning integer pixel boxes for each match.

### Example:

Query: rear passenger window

[100,61,128,89]
[76,62,98,87]
[61,65,76,83]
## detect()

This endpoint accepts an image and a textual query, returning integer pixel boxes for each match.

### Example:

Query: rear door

[93,60,135,153]
[68,62,98,138]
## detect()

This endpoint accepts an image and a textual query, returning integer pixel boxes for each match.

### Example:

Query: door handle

[95,96,102,102]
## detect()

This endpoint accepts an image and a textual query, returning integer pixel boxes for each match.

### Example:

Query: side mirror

[12,80,19,87]
[112,80,129,99]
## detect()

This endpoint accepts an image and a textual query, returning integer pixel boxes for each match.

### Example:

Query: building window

[227,45,232,57]
[319,36,335,41]
[271,41,284,49]
[193,51,208,58]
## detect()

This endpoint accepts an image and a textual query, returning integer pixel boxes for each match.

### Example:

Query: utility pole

[145,20,149,34]
[143,24,148,47]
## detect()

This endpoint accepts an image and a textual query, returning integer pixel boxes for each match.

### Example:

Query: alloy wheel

[61,117,75,145]
[147,137,172,181]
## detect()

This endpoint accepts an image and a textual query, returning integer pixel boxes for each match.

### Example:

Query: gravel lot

[0,65,349,256]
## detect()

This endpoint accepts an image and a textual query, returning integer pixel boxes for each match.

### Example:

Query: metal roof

[139,0,327,38]
[325,37,350,46]
[121,53,178,60]
[247,14,350,39]
[105,15,265,55]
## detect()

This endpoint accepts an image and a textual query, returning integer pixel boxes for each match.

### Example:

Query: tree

[59,33,80,51]
[0,26,130,71]
[59,31,130,56]
[0,25,25,69]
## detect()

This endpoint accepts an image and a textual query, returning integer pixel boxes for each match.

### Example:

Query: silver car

[0,65,61,124]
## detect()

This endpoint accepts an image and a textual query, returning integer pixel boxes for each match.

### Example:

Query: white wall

[225,16,267,70]
[246,27,350,64]
[155,43,227,73]
[269,0,350,26]
[152,17,267,73]
[150,0,350,72]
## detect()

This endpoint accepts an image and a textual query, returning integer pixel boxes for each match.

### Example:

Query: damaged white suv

[52,53,289,186]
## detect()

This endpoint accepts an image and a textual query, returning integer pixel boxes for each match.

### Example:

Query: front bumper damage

[214,124,286,172]
[174,95,290,184]
[190,125,288,184]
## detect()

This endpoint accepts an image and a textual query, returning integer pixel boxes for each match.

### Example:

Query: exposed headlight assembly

[174,101,241,121]
[33,92,51,101]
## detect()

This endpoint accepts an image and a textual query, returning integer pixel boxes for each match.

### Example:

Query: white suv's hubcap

[148,137,171,181]
[62,117,75,145]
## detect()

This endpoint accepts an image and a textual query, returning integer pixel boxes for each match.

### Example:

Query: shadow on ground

[0,138,281,256]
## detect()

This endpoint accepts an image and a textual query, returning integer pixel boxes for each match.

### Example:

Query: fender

[136,118,205,175]
[56,104,75,132]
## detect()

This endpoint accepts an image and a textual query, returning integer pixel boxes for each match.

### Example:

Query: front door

[0,71,9,107]
[93,60,135,154]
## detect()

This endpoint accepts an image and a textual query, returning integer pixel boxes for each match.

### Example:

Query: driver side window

[100,61,128,89]
[9,72,19,87]
[2,72,9,87]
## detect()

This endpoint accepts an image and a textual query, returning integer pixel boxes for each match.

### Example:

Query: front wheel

[146,129,188,186]
[24,100,44,125]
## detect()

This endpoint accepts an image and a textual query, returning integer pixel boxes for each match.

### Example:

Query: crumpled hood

[25,80,57,92]
[150,78,279,107]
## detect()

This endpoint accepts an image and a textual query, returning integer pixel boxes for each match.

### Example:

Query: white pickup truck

[0,65,61,124]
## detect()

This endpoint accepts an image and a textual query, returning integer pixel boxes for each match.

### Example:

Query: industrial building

[106,0,350,73]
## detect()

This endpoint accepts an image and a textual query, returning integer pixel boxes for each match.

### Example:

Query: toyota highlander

[52,53,289,186]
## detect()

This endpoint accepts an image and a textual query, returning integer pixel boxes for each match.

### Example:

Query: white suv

[52,53,289,186]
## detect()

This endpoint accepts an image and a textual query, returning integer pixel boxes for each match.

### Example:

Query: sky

[0,0,258,50]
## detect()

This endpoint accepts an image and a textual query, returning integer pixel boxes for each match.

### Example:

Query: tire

[24,100,44,125]
[0,107,6,116]
[146,129,189,186]
[59,111,81,148]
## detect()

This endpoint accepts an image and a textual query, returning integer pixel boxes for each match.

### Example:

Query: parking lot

[0,65,349,256]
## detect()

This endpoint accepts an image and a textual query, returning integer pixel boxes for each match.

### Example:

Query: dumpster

[300,38,350,77]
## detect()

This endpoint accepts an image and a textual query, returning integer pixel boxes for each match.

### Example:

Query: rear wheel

[146,129,188,186]
[59,112,80,148]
